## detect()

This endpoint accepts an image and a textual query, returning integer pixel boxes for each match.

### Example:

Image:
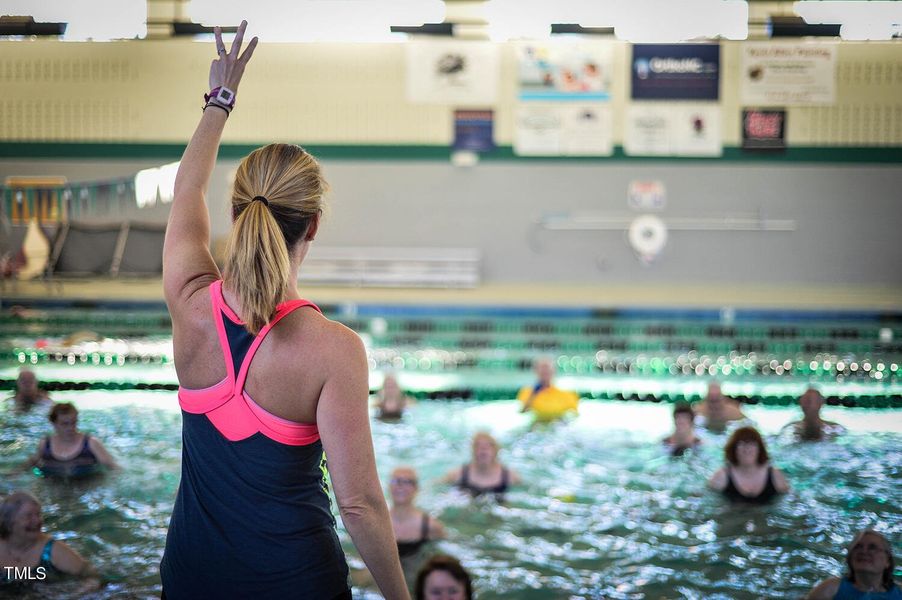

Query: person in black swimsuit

[662,402,702,457]
[21,403,119,478]
[389,467,445,559]
[708,426,789,503]
[443,432,522,500]
[376,374,414,421]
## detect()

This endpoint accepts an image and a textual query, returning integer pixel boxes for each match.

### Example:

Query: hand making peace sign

[210,20,258,95]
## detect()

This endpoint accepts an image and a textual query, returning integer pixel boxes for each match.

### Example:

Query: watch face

[219,89,233,102]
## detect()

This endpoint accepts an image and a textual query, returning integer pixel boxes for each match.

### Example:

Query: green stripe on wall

[1,142,901,163]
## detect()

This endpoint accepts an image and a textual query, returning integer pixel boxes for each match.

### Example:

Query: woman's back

[171,280,339,423]
[161,281,351,598]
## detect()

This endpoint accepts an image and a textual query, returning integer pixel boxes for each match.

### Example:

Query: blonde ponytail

[223,200,292,334]
[223,144,326,335]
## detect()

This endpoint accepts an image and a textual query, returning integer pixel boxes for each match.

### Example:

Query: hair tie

[252,195,269,207]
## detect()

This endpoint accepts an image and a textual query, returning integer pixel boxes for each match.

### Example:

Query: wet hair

[845,529,897,591]
[724,426,768,466]
[472,431,499,453]
[16,369,36,382]
[800,387,824,404]
[390,466,419,488]
[415,554,473,600]
[0,491,40,539]
[673,402,694,420]
[48,401,78,423]
[224,143,326,335]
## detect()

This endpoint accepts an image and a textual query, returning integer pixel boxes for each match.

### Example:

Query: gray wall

[3,158,901,286]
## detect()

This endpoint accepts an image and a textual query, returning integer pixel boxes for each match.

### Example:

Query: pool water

[1,391,900,599]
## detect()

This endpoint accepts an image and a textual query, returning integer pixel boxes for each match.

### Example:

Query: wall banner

[631,44,720,100]
[740,43,836,105]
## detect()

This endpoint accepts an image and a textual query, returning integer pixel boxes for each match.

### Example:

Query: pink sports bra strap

[209,280,236,382]
[208,280,322,392]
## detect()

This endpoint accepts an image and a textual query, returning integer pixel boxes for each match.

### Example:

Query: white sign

[515,103,613,156]
[624,104,722,157]
[740,43,837,105]
[406,41,499,105]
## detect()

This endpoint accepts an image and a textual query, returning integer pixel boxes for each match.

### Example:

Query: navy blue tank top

[160,300,350,599]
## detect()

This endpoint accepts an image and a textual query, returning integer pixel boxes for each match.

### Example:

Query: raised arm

[163,21,258,307]
[316,326,409,600]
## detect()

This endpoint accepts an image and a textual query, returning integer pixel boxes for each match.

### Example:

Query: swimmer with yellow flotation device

[518,358,579,422]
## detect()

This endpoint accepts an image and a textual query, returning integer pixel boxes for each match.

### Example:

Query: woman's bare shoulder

[285,311,365,364]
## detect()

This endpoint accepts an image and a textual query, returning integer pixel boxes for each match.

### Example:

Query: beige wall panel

[1,39,901,146]
[785,42,902,146]
[0,41,452,144]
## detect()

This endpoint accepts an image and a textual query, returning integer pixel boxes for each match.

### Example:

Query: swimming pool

[1,304,900,598]
[1,389,900,599]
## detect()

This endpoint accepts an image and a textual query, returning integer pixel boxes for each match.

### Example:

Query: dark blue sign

[631,44,720,100]
[453,110,495,153]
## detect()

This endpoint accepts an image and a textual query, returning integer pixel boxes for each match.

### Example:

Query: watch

[204,86,236,109]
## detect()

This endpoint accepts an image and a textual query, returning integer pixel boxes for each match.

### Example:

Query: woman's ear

[305,213,320,242]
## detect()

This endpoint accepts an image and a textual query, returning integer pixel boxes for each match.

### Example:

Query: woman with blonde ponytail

[160,22,409,600]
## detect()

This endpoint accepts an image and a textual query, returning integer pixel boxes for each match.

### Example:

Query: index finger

[213,26,224,53]
[238,36,258,65]
[230,19,247,58]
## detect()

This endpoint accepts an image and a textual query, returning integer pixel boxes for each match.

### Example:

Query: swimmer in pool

[389,467,445,562]
[694,382,747,433]
[443,432,521,500]
[708,426,789,503]
[22,402,119,477]
[783,387,845,441]
[806,529,901,599]
[662,402,702,456]
[9,369,50,412]
[517,357,578,422]
[0,491,100,592]
[377,374,414,420]
[414,555,473,600]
